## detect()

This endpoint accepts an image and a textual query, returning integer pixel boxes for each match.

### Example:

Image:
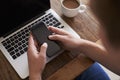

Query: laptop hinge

[0,37,4,41]
[3,30,16,38]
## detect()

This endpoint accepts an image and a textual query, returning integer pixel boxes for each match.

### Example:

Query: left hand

[27,34,48,80]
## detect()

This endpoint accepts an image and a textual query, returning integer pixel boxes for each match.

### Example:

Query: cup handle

[79,4,86,13]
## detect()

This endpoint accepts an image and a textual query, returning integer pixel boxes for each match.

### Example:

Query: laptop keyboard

[2,13,64,60]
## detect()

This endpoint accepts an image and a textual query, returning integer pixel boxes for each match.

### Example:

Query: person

[27,0,120,80]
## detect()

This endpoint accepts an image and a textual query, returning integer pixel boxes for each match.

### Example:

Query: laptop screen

[0,0,50,37]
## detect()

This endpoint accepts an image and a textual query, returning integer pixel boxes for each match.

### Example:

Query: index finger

[48,26,69,35]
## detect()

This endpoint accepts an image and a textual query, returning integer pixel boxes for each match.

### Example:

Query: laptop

[0,0,80,79]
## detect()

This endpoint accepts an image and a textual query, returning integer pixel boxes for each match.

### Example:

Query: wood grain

[46,54,93,80]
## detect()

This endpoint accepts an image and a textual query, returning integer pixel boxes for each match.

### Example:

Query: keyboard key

[20,50,24,54]
[54,22,61,27]
[10,51,15,56]
[5,45,11,49]
[61,26,64,28]
[15,40,18,43]
[16,53,21,57]
[8,47,14,52]
[14,45,18,48]
[18,42,22,46]
[24,47,27,52]
[18,46,22,50]
[12,55,17,59]
[15,49,19,52]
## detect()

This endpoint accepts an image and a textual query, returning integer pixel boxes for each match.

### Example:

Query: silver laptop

[0,0,80,79]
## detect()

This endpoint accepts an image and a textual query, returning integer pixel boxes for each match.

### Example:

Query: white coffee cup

[61,0,86,17]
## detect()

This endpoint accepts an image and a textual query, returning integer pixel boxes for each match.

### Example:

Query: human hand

[27,34,48,80]
[48,26,83,52]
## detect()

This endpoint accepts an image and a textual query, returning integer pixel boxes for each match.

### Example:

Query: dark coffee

[63,0,80,9]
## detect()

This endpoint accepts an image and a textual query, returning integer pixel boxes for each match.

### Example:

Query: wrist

[29,74,42,80]
[77,39,93,53]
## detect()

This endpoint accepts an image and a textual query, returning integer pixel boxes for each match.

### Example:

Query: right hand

[48,26,83,52]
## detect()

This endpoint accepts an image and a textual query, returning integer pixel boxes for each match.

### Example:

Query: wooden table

[0,0,101,80]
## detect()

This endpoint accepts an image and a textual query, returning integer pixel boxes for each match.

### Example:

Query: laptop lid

[0,0,50,38]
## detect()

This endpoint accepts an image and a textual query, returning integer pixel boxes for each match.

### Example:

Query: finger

[30,32,39,48]
[49,34,66,42]
[39,42,48,58]
[28,34,38,54]
[48,26,68,35]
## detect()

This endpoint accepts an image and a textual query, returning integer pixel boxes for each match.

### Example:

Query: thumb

[39,42,48,58]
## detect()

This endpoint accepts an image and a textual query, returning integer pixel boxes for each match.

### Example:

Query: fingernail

[48,35,52,39]
[43,42,48,47]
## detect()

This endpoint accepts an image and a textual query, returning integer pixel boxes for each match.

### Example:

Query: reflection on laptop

[0,0,80,79]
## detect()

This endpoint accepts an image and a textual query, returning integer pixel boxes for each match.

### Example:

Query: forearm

[78,39,120,75]
[78,39,108,62]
